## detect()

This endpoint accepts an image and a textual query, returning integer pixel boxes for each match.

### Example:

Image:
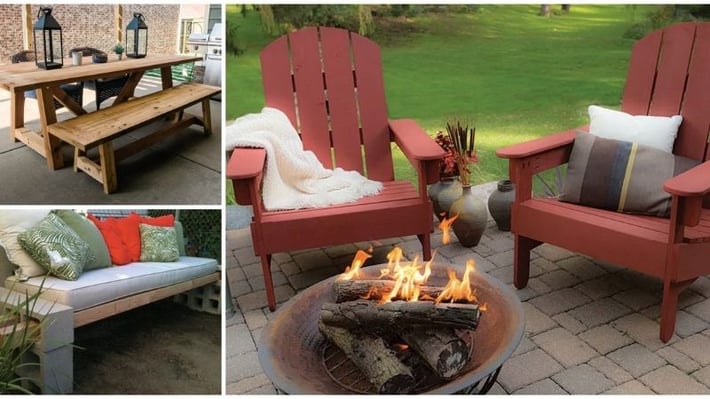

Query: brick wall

[0,4,180,65]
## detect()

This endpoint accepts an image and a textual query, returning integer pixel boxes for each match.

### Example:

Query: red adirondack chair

[497,22,710,342]
[227,27,444,310]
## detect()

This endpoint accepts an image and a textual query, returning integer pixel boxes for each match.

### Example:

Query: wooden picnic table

[0,53,201,170]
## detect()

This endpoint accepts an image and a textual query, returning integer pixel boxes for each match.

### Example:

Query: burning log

[320,300,480,331]
[332,279,446,303]
[317,320,415,394]
[400,328,470,380]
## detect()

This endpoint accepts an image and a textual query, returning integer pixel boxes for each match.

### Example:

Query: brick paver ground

[225,185,710,394]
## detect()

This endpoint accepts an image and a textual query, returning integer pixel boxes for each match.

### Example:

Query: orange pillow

[139,214,175,227]
[88,214,132,266]
[111,213,141,262]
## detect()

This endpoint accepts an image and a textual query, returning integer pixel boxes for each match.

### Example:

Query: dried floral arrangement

[444,118,478,186]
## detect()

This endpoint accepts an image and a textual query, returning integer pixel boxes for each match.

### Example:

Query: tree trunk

[400,328,470,380]
[561,4,571,12]
[320,300,481,331]
[540,4,551,17]
[318,321,415,394]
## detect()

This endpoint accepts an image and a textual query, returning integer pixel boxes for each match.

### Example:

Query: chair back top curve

[621,22,710,162]
[260,26,395,182]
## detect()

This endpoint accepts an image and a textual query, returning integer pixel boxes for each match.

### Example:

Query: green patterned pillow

[17,213,93,281]
[139,224,180,262]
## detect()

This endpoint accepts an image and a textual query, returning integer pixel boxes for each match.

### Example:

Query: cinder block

[17,344,73,394]
[174,281,221,315]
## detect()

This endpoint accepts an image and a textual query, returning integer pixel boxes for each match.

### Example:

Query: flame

[337,248,373,281]
[439,214,459,245]
[378,246,432,303]
[435,259,478,304]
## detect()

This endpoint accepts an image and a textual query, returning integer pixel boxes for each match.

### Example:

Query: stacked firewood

[318,279,482,394]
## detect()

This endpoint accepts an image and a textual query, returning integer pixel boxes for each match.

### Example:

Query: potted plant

[113,43,125,60]
[429,131,463,220]
[443,118,487,247]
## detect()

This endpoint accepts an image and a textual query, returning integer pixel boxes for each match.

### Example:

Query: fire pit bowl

[258,262,525,394]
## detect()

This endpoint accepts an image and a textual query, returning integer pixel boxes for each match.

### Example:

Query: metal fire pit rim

[257,262,525,394]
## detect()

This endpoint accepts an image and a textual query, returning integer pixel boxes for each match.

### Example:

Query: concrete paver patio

[225,184,710,394]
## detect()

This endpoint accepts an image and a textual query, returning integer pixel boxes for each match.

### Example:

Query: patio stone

[236,291,269,312]
[230,275,253,295]
[226,323,256,357]
[472,241,495,257]
[246,384,278,394]
[526,277,553,295]
[612,313,675,351]
[512,335,538,357]
[497,349,563,392]
[551,312,587,335]
[567,297,632,328]
[603,380,655,394]
[241,263,263,279]
[551,364,614,394]
[529,288,591,316]
[226,373,273,394]
[514,378,567,394]
[588,356,634,384]
[323,243,359,259]
[612,288,659,311]
[673,333,710,366]
[686,298,710,322]
[656,346,701,373]
[575,276,625,300]
[226,350,261,382]
[292,250,333,271]
[277,261,301,276]
[521,302,558,335]
[243,310,269,331]
[690,276,710,297]
[514,286,540,302]
[227,229,252,250]
[487,382,507,394]
[533,244,576,262]
[486,249,514,268]
[450,252,496,273]
[538,269,581,290]
[248,271,287,291]
[692,365,710,387]
[483,235,514,253]
[287,267,341,291]
[530,256,560,273]
[488,265,514,285]
[579,325,634,355]
[639,365,709,394]
[532,327,598,367]
[234,247,260,267]
[557,257,607,281]
[607,343,666,378]
[674,310,709,338]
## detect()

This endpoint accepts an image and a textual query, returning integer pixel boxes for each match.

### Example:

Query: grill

[257,262,524,394]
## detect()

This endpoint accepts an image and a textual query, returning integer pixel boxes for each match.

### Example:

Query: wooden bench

[47,82,221,193]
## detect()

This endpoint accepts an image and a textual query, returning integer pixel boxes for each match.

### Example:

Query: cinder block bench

[47,82,221,193]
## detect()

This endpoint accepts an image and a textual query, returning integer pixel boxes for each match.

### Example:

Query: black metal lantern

[33,7,63,70]
[125,12,148,58]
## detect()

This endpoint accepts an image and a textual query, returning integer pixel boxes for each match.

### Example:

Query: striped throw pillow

[560,132,700,217]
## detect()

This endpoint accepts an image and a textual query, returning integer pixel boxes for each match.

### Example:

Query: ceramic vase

[449,184,488,247]
[433,177,463,220]
[487,179,515,231]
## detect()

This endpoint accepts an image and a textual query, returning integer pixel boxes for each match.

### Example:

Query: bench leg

[201,98,212,136]
[98,142,118,194]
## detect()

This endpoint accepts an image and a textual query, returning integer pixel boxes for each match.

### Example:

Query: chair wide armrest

[389,119,445,186]
[227,147,266,206]
[495,127,583,160]
[664,160,710,197]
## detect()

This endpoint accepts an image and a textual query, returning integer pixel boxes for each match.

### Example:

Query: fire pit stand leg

[456,366,502,394]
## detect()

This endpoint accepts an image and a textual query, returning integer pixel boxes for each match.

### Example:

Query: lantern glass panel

[126,13,148,58]
[33,7,63,70]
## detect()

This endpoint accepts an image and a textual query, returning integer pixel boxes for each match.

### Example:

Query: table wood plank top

[0,54,201,93]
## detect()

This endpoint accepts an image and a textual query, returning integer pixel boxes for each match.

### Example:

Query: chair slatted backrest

[260,26,395,182]
[622,22,710,162]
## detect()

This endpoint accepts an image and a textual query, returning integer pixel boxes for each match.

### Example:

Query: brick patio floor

[225,185,710,394]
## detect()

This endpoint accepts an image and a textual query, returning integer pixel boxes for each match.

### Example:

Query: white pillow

[0,209,51,280]
[588,105,682,153]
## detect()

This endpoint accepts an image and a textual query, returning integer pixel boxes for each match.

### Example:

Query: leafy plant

[112,43,124,55]
[0,282,47,394]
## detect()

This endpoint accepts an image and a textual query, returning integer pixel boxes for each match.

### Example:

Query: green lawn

[226,5,661,203]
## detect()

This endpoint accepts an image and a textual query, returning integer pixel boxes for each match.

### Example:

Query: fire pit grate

[322,329,494,394]
[258,263,524,394]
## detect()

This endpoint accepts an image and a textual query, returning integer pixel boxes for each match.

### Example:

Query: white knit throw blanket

[225,107,383,211]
